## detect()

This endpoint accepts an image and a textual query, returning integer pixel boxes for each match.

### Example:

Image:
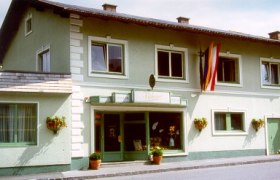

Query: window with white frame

[25,13,32,36]
[0,103,37,145]
[88,36,127,78]
[261,58,280,87]
[37,48,50,72]
[217,53,242,86]
[213,110,246,134]
[155,45,188,82]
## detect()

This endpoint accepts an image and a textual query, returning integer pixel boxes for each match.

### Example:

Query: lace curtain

[0,104,36,143]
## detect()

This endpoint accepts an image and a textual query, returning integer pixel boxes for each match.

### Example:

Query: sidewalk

[2,155,280,180]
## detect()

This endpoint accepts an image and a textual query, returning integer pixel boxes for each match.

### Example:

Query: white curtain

[215,113,226,130]
[0,105,15,142]
[0,104,35,143]
[17,104,35,143]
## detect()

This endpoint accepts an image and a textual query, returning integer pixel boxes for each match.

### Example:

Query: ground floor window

[0,103,37,145]
[213,111,245,134]
[94,111,184,156]
[149,112,182,150]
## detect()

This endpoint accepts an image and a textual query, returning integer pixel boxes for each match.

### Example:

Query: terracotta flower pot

[90,159,101,170]
[153,155,162,165]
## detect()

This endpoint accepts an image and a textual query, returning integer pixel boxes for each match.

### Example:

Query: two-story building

[1,0,280,175]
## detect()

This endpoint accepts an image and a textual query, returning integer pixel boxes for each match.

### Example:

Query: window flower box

[194,118,207,132]
[46,116,67,134]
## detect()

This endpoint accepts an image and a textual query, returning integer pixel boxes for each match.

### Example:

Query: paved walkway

[2,155,280,180]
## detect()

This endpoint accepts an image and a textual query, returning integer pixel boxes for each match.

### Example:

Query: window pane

[218,57,238,83]
[38,50,50,72]
[124,124,146,151]
[158,51,169,76]
[26,18,32,33]
[0,104,15,143]
[261,62,270,84]
[17,104,37,143]
[230,113,243,130]
[92,44,107,71]
[271,64,279,84]
[108,45,123,73]
[149,112,181,150]
[0,104,37,144]
[214,112,226,130]
[171,53,183,78]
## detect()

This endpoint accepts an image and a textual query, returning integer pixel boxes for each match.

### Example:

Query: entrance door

[268,118,280,155]
[103,114,122,161]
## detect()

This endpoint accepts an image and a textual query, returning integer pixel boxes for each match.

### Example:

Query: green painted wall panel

[3,7,70,73]
[81,17,280,94]
[0,93,72,169]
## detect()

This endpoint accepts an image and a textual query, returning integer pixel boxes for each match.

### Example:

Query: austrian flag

[200,42,221,91]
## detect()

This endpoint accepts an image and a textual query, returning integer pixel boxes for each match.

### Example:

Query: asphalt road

[101,161,280,180]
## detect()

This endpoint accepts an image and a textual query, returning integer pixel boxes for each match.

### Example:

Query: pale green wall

[3,7,70,73]
[81,17,280,94]
[76,16,280,159]
[0,93,71,168]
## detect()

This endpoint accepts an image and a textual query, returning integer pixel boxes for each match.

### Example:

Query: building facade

[1,0,280,175]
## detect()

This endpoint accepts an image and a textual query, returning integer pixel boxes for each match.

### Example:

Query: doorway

[94,112,148,162]
[267,118,280,155]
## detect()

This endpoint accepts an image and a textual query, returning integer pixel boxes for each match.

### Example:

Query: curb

[62,156,280,179]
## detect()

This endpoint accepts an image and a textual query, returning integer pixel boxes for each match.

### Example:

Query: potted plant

[46,116,67,134]
[151,148,163,165]
[251,118,265,132]
[194,118,207,132]
[89,152,102,170]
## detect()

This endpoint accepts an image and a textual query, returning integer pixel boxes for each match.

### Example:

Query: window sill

[88,73,128,80]
[25,31,32,37]
[0,143,37,147]
[261,84,280,90]
[163,150,187,157]
[156,78,189,84]
[213,130,248,136]
[216,82,243,88]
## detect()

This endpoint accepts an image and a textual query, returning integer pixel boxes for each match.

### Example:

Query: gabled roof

[0,0,280,63]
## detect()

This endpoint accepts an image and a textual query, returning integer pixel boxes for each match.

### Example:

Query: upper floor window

[212,109,246,136]
[155,45,188,83]
[25,13,32,36]
[37,46,50,72]
[217,53,242,86]
[0,103,37,146]
[88,36,128,79]
[261,58,280,88]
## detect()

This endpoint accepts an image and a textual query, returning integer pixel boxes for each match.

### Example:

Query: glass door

[103,114,123,162]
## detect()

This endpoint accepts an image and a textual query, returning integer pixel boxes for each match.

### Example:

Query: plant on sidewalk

[89,152,102,170]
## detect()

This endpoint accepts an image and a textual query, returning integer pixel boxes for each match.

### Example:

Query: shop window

[261,59,280,87]
[214,111,245,133]
[0,103,37,145]
[124,113,146,151]
[217,53,242,86]
[88,36,128,79]
[149,112,182,150]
